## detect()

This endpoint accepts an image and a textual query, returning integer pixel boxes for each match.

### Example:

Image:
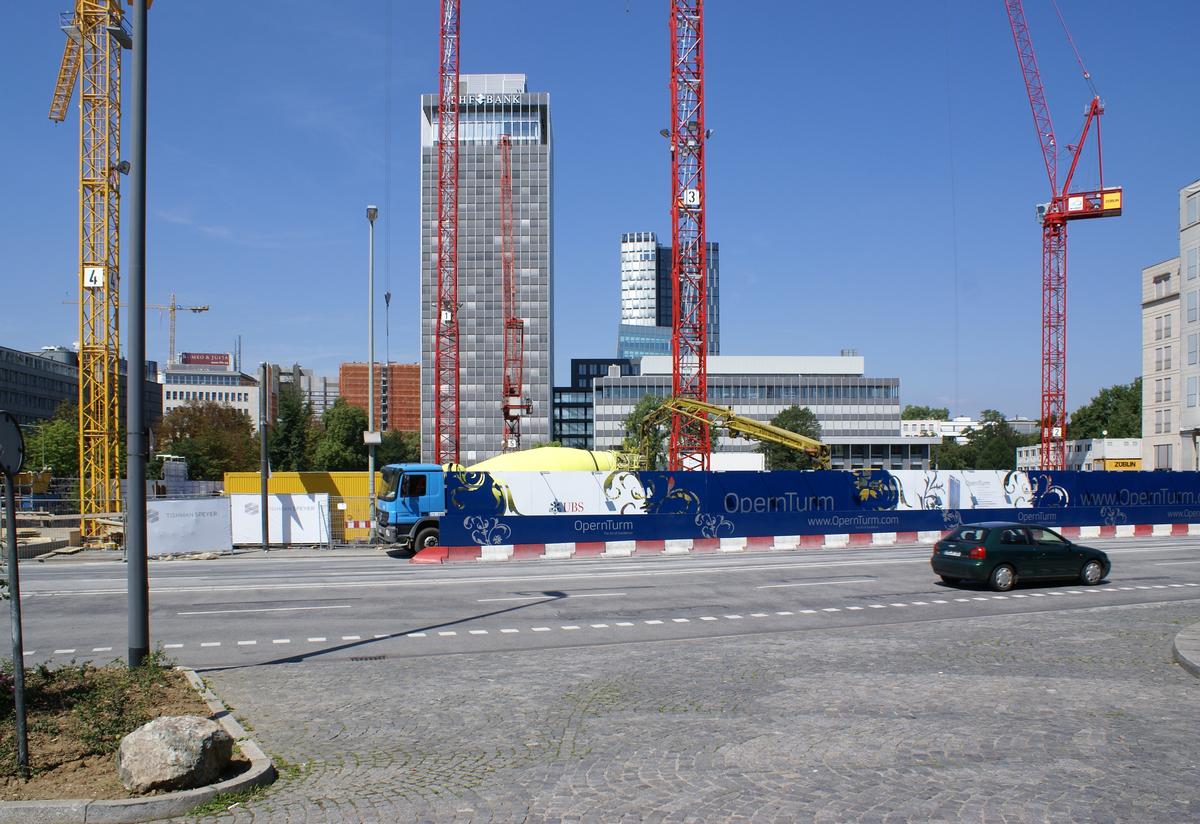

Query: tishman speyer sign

[146,498,232,555]
[439,469,1200,546]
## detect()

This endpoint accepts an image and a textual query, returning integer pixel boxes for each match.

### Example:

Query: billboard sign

[180,352,231,366]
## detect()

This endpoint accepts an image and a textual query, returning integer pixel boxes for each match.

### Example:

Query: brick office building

[338,362,420,433]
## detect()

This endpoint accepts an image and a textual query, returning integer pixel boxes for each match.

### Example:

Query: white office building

[1141,178,1200,470]
[162,353,261,430]
[592,354,938,469]
[1016,438,1142,471]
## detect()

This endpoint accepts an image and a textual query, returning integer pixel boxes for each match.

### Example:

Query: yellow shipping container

[223,472,382,540]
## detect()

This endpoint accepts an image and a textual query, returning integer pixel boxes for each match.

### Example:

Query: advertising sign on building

[146,498,232,556]
[180,352,231,366]
[230,493,330,545]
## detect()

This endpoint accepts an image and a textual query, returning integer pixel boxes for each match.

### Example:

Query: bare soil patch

[0,652,233,801]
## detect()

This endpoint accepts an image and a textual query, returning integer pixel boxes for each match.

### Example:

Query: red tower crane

[667,0,710,471]
[434,0,461,465]
[498,135,529,452]
[1004,0,1122,470]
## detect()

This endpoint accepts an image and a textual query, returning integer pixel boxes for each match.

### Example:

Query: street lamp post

[366,206,378,527]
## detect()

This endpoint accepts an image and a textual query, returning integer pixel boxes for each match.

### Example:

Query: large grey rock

[116,715,233,793]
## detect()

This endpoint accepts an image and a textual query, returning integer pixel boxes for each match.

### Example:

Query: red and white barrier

[410,522,1200,565]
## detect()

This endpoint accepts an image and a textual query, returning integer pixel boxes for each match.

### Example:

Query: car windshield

[379,466,401,502]
[949,526,989,543]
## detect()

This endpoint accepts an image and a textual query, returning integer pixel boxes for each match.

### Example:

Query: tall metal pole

[4,474,29,777]
[259,362,269,552]
[126,0,150,668]
[367,206,378,510]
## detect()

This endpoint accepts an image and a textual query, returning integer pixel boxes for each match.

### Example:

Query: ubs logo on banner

[550,501,585,514]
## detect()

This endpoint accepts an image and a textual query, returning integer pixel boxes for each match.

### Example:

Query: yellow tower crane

[48,1,150,542]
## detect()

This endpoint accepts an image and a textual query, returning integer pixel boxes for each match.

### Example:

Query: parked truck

[372,448,626,552]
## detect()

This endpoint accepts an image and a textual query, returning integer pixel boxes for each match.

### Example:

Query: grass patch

[0,650,213,800]
[184,784,268,818]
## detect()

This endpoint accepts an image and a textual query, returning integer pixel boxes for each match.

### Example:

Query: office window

[1189,376,1198,409]
[1190,334,1199,366]
[1164,377,1172,402]
[1190,193,1200,227]
[1189,247,1199,280]
[1155,378,1163,403]
[1155,347,1164,370]
[1190,291,1199,324]
[1155,443,1173,470]
[1155,410,1163,434]
[1165,408,1173,433]
[1155,274,1171,298]
[1165,314,1173,338]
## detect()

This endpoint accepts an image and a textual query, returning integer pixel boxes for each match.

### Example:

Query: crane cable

[1049,0,1098,98]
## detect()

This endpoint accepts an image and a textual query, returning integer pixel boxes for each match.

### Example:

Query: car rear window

[947,526,989,543]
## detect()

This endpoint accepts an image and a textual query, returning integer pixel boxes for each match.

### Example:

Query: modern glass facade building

[420,74,553,464]
[618,232,718,358]
[551,359,637,450]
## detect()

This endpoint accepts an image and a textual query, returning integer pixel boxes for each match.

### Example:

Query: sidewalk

[1174,621,1200,679]
[29,544,388,563]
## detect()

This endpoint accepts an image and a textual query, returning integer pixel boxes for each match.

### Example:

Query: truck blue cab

[374,463,447,552]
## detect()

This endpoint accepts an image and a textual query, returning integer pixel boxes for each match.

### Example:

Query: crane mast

[434,0,461,465]
[667,0,710,471]
[49,1,129,542]
[498,136,528,452]
[1004,0,1121,471]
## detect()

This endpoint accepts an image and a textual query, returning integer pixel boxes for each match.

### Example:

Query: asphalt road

[6,539,1200,822]
[8,536,1200,668]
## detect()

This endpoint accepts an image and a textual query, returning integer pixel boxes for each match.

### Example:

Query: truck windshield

[379,466,401,502]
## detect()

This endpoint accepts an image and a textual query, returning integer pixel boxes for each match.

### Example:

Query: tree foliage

[309,399,369,471]
[901,405,950,421]
[757,405,823,470]
[23,402,79,477]
[1069,379,1141,440]
[154,401,258,480]
[623,394,667,469]
[376,430,421,466]
[933,410,1038,470]
[268,385,314,472]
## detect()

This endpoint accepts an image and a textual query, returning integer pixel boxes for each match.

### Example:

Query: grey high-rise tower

[420,74,553,464]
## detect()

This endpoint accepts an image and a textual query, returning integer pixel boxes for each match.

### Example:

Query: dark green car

[930,522,1111,592]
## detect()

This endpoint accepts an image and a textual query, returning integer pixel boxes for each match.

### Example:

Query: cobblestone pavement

[176,601,1200,823]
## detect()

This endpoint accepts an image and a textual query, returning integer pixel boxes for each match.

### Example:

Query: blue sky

[4,1,1197,420]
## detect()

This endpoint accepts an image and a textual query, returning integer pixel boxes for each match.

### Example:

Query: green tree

[622,394,667,469]
[934,410,1037,470]
[155,401,258,480]
[23,401,79,476]
[376,430,420,466]
[269,385,313,471]
[310,398,369,471]
[757,405,823,470]
[902,405,950,420]
[1068,378,1141,439]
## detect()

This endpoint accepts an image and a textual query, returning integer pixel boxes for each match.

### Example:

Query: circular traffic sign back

[0,411,25,476]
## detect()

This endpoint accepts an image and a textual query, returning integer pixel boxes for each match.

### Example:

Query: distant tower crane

[151,293,210,366]
[48,1,141,541]
[667,0,711,471]
[497,135,530,452]
[1004,0,1122,470]
[433,0,461,465]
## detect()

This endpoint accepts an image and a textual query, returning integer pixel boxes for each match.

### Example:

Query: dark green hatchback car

[930,522,1111,592]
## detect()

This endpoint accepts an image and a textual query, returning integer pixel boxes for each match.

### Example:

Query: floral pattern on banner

[851,469,900,511]
[695,513,735,538]
[641,474,702,515]
[464,516,512,545]
[448,472,522,515]
[1099,506,1128,527]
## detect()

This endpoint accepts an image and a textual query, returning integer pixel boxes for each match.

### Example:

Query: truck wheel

[415,527,440,550]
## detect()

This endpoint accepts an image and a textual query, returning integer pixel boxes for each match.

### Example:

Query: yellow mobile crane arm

[639,397,830,470]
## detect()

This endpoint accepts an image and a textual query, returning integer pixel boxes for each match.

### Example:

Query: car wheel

[989,564,1016,592]
[415,527,440,550]
[1080,559,1103,585]
[939,574,959,585]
